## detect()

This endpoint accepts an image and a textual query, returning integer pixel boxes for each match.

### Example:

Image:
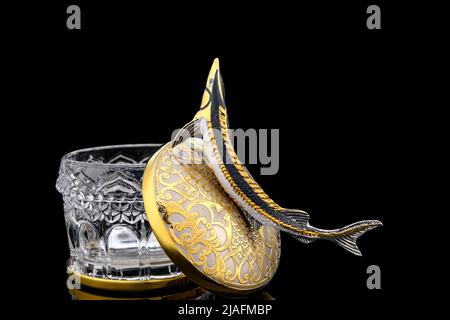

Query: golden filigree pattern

[153,145,280,289]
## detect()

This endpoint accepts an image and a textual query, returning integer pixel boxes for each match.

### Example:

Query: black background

[7,0,434,316]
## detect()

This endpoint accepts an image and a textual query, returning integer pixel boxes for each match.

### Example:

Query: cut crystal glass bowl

[56,144,182,281]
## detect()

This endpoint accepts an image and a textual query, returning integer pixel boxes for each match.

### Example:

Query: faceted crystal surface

[56,144,182,280]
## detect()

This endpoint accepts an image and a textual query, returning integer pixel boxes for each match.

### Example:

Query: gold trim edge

[69,271,188,292]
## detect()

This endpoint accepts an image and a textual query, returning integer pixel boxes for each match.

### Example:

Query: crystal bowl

[56,144,184,288]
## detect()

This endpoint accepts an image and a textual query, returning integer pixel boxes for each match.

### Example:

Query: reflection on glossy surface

[69,286,275,300]
[70,286,210,300]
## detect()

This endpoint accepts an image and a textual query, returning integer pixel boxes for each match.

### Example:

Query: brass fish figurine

[172,58,382,256]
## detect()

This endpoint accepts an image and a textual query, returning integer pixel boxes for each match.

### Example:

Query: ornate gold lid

[142,142,281,294]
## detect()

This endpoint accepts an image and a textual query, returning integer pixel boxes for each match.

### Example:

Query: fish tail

[329,220,382,256]
[286,213,382,256]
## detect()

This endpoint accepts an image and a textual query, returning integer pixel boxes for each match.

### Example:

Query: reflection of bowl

[68,286,274,300]
[56,144,184,289]
[69,286,211,300]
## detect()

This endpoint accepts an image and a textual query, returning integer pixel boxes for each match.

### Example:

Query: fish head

[194,58,227,124]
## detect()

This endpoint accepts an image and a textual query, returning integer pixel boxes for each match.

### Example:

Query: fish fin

[332,220,382,256]
[248,215,263,230]
[275,209,310,227]
[172,118,202,148]
[241,210,263,229]
[171,137,207,166]
[291,234,317,244]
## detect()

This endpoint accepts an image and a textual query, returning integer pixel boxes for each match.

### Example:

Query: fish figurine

[172,58,382,256]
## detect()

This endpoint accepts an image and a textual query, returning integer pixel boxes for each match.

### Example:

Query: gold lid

[142,142,281,294]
